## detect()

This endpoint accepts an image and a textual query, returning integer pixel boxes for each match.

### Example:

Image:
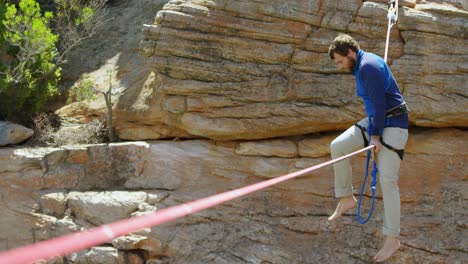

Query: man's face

[333,52,356,73]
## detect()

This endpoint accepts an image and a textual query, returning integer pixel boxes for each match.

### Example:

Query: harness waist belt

[386,102,409,118]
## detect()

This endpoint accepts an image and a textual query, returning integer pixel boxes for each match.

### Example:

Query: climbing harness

[386,102,409,119]
[355,102,408,161]
[380,137,405,160]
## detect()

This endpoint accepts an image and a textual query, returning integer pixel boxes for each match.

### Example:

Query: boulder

[39,192,67,218]
[0,121,34,146]
[67,191,148,225]
[67,247,123,264]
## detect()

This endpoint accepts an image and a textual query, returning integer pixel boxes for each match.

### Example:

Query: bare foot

[328,196,357,221]
[373,236,400,262]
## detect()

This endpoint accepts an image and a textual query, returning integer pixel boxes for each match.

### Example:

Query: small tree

[0,0,7,50]
[102,70,116,142]
[66,71,118,143]
[0,0,60,120]
[0,0,108,121]
[67,79,96,104]
[54,0,107,62]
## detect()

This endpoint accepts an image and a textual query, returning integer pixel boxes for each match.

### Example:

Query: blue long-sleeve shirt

[353,49,408,136]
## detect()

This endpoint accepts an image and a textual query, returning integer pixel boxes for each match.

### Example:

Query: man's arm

[361,63,386,153]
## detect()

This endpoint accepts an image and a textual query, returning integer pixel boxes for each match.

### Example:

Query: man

[327,34,409,262]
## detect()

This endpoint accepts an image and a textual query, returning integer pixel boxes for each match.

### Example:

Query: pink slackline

[0,145,374,264]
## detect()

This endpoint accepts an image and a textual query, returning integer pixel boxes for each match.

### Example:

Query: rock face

[106,0,468,140]
[3,1,466,264]
[0,129,466,263]
[0,121,34,146]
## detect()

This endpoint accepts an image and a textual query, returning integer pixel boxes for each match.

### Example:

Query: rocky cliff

[1,0,467,263]
[0,128,466,263]
[108,0,468,140]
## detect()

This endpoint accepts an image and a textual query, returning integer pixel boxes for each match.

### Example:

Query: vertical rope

[384,0,399,62]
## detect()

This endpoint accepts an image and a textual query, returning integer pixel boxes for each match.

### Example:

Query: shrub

[0,0,60,121]
[29,112,106,147]
[67,79,97,104]
[54,119,106,146]
[0,0,107,122]
[28,112,56,146]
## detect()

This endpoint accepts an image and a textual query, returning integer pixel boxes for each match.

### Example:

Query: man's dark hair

[328,34,360,60]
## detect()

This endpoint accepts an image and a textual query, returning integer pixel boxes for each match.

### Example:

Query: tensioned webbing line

[0,145,374,264]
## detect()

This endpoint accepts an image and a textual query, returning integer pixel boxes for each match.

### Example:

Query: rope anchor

[387,0,398,25]
[384,0,399,62]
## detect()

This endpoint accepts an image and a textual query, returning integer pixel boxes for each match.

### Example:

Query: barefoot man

[327,34,409,262]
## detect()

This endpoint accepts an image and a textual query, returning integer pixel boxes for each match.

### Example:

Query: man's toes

[328,210,342,221]
[376,253,388,262]
[374,250,393,262]
[373,250,384,262]
[373,253,379,261]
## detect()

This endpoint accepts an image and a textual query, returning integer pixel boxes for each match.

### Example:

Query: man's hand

[370,135,382,156]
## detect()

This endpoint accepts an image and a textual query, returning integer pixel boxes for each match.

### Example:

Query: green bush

[67,79,97,104]
[0,0,6,40]
[0,0,8,79]
[0,0,60,121]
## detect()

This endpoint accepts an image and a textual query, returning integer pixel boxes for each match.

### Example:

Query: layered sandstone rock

[0,129,466,263]
[7,1,466,263]
[101,0,467,140]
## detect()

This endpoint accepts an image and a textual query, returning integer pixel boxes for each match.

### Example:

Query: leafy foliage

[67,79,97,104]
[54,0,107,61]
[0,0,60,121]
[0,0,107,122]
[0,0,6,41]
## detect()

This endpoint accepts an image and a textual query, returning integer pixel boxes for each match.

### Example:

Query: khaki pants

[330,118,408,236]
